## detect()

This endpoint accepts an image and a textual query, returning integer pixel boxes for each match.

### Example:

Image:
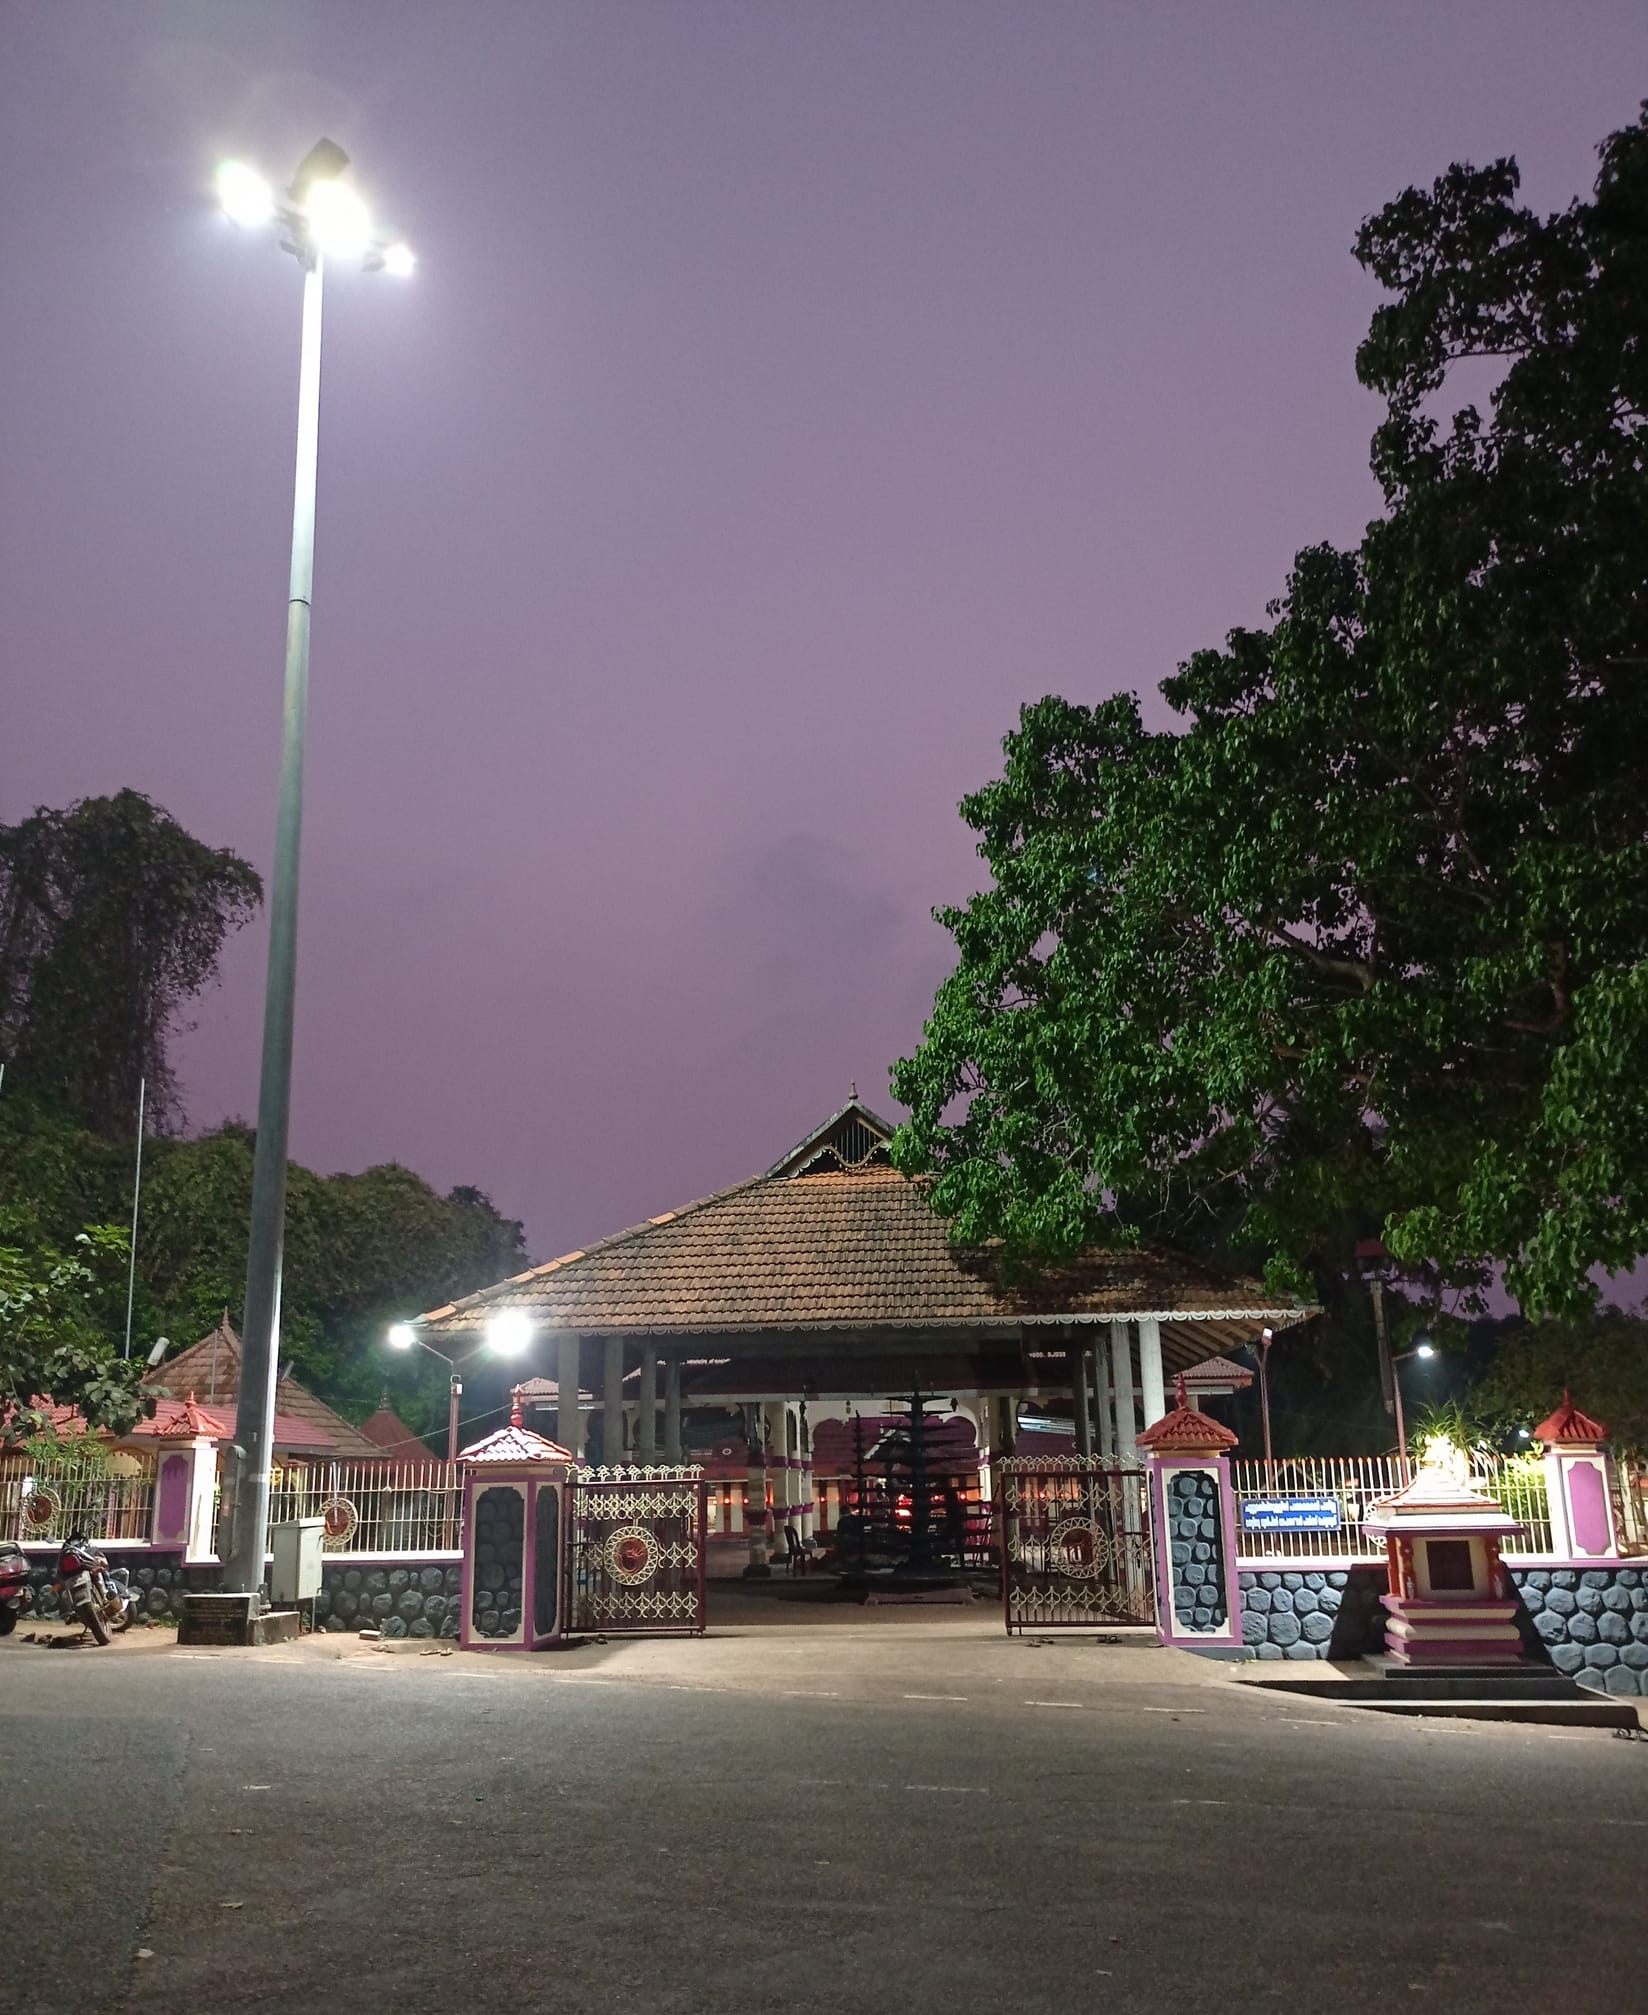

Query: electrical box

[269,1517,325,1605]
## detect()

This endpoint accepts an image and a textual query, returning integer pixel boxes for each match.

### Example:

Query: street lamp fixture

[381,1322,512,1464]
[218,140,414,1597]
[485,1310,534,1358]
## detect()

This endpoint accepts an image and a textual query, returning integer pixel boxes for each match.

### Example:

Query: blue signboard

[1240,1495,1342,1534]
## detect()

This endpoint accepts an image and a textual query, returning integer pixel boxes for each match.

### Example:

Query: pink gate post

[1138,1379,1245,1657]
[1532,1394,1619,1560]
[457,1389,576,1652]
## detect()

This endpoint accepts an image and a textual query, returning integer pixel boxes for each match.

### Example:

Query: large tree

[893,109,1648,1319]
[0,790,261,1135]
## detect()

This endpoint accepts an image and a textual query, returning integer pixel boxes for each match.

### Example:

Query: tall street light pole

[1390,1342,1435,1485]
[217,144,415,1596]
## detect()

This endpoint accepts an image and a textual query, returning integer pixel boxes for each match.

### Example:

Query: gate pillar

[1138,1380,1245,1659]
[456,1390,576,1652]
[1532,1394,1619,1559]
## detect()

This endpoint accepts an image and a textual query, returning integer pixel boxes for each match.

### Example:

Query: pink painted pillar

[1533,1394,1619,1559]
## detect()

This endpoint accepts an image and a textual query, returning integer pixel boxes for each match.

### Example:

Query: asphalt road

[1,1626,1644,2015]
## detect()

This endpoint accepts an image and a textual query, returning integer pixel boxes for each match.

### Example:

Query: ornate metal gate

[571,1466,707,1635]
[998,1456,1156,1631]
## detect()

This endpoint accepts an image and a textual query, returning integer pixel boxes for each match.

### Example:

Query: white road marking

[1025,1699,1084,1709]
[903,1692,968,1702]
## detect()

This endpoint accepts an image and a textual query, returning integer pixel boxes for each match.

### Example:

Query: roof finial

[850,1080,857,1100]
[1174,1372,1189,1410]
[510,1384,524,1429]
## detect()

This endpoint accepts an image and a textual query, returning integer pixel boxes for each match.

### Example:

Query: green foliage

[0,1216,147,1444]
[893,108,1648,1319]
[0,790,261,1135]
[0,1092,526,1438]
[1471,1309,1648,1454]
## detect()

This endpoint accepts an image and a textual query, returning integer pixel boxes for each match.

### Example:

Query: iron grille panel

[572,1468,707,1636]
[999,1458,1155,1631]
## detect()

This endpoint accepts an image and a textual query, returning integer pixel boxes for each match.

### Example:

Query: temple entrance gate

[998,1456,1156,1631]
[570,1466,708,1636]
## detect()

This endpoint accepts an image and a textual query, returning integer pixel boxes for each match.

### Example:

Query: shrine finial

[1174,1372,1189,1410]
[510,1384,524,1429]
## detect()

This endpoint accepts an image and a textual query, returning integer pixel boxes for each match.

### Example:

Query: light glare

[1415,1342,1435,1359]
[383,241,416,278]
[218,160,275,228]
[305,177,372,258]
[387,1323,417,1350]
[486,1310,533,1358]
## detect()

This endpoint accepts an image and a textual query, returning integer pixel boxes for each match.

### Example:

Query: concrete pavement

[1,1616,1643,2014]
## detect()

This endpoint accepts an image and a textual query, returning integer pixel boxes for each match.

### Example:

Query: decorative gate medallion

[572,1467,707,1635]
[604,1524,658,1584]
[999,1457,1155,1631]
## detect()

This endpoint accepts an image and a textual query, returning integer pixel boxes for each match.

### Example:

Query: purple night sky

[4,5,1645,1261]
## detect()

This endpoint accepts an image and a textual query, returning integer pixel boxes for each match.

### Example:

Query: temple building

[416,1098,1312,1569]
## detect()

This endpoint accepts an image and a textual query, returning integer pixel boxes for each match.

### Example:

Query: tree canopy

[0,790,261,1136]
[893,108,1648,1320]
[0,1093,527,1440]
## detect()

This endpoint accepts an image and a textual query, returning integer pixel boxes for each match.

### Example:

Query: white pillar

[557,1332,583,1456]
[637,1346,658,1462]
[1108,1321,1137,1459]
[1094,1334,1115,1462]
[1070,1343,1093,1457]
[663,1356,683,1463]
[764,1401,791,1557]
[744,1406,769,1574]
[1138,1316,1167,1430]
[602,1336,624,1464]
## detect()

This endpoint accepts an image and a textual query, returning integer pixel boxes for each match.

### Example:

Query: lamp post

[219,143,414,1596]
[1389,1342,1435,1483]
[1256,1325,1276,1475]
[386,1314,534,1462]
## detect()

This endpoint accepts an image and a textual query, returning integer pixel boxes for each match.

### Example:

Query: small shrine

[456,1389,576,1652]
[1365,1466,1524,1667]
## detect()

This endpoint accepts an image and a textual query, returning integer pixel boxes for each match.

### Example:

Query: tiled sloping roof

[143,1322,384,1460]
[420,1165,1311,1340]
[459,1422,573,1465]
[1182,1354,1255,1391]
[1137,1403,1239,1451]
[357,1404,438,1461]
[1532,1392,1607,1444]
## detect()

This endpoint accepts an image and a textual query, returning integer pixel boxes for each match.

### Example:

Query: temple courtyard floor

[2,1601,1644,2015]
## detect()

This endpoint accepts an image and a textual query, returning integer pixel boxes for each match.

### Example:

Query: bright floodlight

[1416,1342,1435,1359]
[382,241,416,278]
[218,160,275,228]
[486,1309,533,1357]
[387,1322,417,1350]
[304,177,372,258]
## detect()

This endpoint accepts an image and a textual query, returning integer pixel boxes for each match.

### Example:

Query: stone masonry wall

[1238,1567,1389,1661]
[1515,1566,1648,1698]
[24,1551,462,1636]
[314,1560,463,1637]
[1165,1471,1228,1630]
[1238,1561,1648,1696]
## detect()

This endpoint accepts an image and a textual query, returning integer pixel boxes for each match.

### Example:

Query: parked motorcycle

[0,1540,33,1636]
[54,1534,134,1644]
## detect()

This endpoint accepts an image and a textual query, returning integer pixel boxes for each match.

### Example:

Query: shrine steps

[1236,1657,1641,1729]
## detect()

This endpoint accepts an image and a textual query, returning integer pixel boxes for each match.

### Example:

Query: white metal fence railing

[1232,1453,1553,1559]
[266,1460,463,1553]
[2,1457,157,1545]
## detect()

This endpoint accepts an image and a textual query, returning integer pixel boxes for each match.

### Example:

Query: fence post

[1138,1382,1245,1658]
